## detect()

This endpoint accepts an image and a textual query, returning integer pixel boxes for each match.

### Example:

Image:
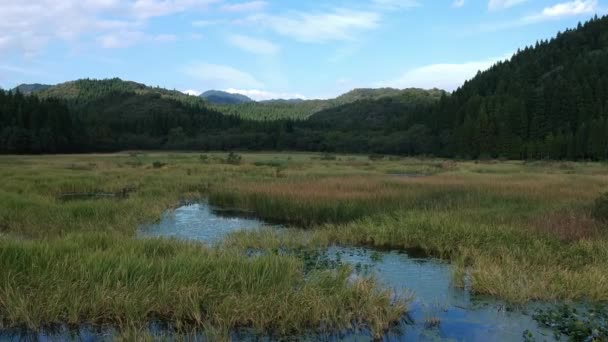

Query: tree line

[2,15,608,159]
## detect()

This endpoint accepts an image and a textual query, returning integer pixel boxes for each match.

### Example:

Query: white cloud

[224,88,306,101]
[220,1,267,12]
[154,34,178,42]
[453,0,465,8]
[192,19,222,27]
[96,31,177,48]
[248,9,380,43]
[132,0,218,19]
[372,0,420,10]
[227,34,279,55]
[524,0,598,22]
[183,89,201,96]
[181,62,263,88]
[97,31,145,48]
[378,55,511,91]
[488,0,528,11]
[0,0,216,55]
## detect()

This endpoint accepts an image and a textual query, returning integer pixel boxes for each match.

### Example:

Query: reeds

[0,233,406,337]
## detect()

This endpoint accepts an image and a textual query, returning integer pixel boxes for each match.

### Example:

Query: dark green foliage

[0,90,79,153]
[200,90,253,105]
[2,16,608,159]
[434,15,608,160]
[11,83,52,95]
[533,304,608,341]
[225,152,242,165]
[152,161,166,169]
[213,88,443,121]
[320,153,337,161]
[592,192,608,222]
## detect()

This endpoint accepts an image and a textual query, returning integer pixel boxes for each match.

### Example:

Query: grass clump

[592,192,608,223]
[0,233,406,337]
[225,152,242,165]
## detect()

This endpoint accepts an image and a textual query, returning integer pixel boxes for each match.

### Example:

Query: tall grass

[1,153,607,333]
[0,233,405,337]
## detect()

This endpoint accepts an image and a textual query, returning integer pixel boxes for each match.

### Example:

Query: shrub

[369,154,384,161]
[592,192,608,222]
[152,161,167,169]
[320,153,337,161]
[225,152,242,165]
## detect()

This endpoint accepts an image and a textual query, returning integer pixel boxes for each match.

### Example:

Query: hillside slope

[214,88,443,121]
[432,15,608,159]
[12,84,52,95]
[200,90,253,105]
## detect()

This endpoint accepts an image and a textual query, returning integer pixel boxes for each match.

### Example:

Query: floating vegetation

[57,186,136,201]
[533,304,608,341]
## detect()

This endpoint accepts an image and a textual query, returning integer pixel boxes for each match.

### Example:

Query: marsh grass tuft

[0,233,406,337]
[592,192,608,223]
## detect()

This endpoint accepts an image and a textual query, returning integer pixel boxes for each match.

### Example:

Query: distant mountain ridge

[214,87,446,121]
[200,90,253,105]
[12,84,52,94]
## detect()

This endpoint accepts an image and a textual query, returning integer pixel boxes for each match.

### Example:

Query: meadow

[0,152,607,338]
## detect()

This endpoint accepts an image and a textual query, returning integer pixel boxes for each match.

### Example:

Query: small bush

[320,153,337,161]
[152,161,167,169]
[592,192,608,222]
[225,152,242,165]
[369,154,384,161]
[199,154,209,163]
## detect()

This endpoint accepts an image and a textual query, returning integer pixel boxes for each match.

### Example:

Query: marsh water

[138,203,559,341]
[1,203,561,341]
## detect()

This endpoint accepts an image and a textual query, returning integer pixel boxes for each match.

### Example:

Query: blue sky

[0,0,605,99]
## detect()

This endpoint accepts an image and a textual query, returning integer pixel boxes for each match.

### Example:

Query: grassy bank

[1,152,607,335]
[0,233,403,337]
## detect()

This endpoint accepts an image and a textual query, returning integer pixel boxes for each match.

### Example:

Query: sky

[0,0,606,100]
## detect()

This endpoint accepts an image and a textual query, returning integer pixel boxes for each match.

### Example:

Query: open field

[1,152,607,337]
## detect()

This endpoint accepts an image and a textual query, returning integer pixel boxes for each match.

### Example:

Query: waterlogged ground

[137,203,560,341]
[0,202,564,341]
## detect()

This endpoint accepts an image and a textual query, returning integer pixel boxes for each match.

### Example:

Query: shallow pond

[1,203,562,341]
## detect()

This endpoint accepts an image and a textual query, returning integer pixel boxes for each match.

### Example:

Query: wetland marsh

[1,152,607,341]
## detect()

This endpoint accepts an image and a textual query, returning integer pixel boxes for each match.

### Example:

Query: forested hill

[200,90,253,105]
[432,14,608,159]
[0,79,241,153]
[214,88,442,121]
[37,78,205,107]
[12,84,51,95]
[2,15,608,159]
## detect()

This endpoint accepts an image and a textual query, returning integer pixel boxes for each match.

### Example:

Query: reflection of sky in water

[139,203,264,245]
[326,247,558,341]
[2,204,561,341]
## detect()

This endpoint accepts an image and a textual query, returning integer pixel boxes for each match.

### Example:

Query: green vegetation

[212,88,442,121]
[593,192,608,222]
[533,305,608,341]
[11,83,51,95]
[0,153,607,338]
[0,233,402,338]
[200,90,253,105]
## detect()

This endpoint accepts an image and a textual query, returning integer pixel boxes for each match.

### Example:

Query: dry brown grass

[530,209,603,242]
[231,176,401,201]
